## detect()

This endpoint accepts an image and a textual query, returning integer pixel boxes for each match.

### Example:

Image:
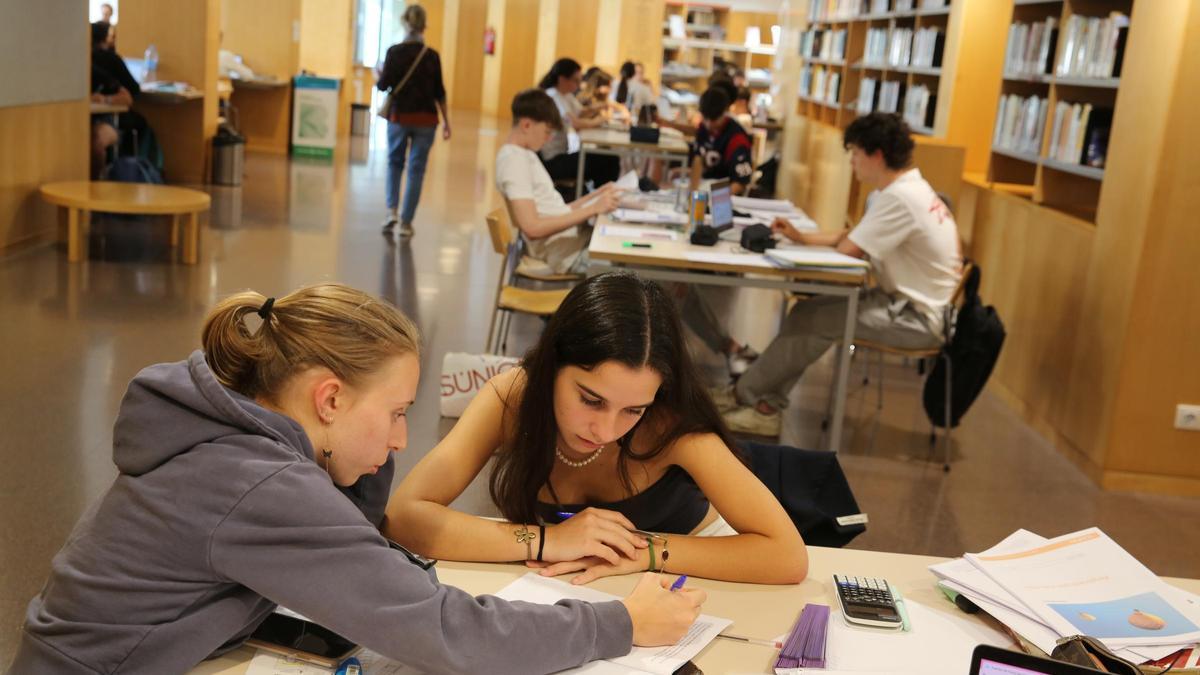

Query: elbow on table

[771,537,810,585]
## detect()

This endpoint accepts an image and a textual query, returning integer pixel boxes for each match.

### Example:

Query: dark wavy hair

[538,57,582,90]
[616,61,637,107]
[489,271,740,526]
[844,112,914,170]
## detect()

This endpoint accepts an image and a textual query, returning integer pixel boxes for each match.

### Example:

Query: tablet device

[247,610,358,668]
[970,645,1107,675]
[708,179,734,232]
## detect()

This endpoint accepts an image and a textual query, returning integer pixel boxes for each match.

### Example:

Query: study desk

[188,547,1200,674]
[89,102,130,115]
[587,218,866,453]
[575,127,692,198]
[140,88,205,104]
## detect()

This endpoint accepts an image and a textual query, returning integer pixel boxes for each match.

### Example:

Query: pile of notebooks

[775,603,829,669]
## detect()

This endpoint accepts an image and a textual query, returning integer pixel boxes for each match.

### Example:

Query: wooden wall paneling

[120,0,220,184]
[1058,0,1189,465]
[221,0,300,79]
[556,0,599,69]
[495,0,542,120]
[480,0,506,116]
[230,87,292,153]
[298,0,353,77]
[450,0,487,111]
[534,0,561,84]
[1103,0,1200,494]
[617,0,666,86]
[0,100,89,253]
[417,0,447,54]
[937,0,1009,172]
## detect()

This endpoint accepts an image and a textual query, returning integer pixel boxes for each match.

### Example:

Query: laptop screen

[977,660,1055,675]
[709,180,733,229]
[970,646,1103,675]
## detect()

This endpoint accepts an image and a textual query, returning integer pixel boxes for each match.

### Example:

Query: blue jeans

[386,123,436,223]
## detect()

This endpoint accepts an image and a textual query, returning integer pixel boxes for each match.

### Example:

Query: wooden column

[119,0,220,184]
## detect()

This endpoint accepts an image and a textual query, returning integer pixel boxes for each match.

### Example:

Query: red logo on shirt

[929,197,951,224]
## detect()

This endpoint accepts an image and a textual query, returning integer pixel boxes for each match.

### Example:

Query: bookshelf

[987,0,1131,221]
[660,2,778,105]
[797,0,955,135]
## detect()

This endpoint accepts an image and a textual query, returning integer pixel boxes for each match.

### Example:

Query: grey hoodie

[10,351,631,674]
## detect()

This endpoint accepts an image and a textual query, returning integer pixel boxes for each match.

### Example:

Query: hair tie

[257,297,275,320]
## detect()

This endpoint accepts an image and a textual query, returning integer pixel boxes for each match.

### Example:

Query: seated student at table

[89,21,137,177]
[539,57,621,191]
[11,283,704,674]
[496,89,620,275]
[385,271,808,586]
[731,86,755,130]
[581,70,630,125]
[613,61,656,119]
[688,87,754,196]
[718,113,963,436]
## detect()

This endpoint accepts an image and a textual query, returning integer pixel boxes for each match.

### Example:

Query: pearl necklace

[555,444,604,468]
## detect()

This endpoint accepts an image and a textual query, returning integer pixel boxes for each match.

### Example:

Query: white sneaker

[399,221,414,238]
[709,384,740,413]
[722,404,782,437]
[382,215,398,234]
[727,344,760,377]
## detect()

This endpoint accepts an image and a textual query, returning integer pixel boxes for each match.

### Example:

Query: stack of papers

[611,208,687,226]
[931,528,1200,664]
[495,574,732,675]
[765,248,871,270]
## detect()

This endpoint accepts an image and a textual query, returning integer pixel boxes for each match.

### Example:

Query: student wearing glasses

[385,272,808,586]
[538,57,621,191]
[11,284,704,674]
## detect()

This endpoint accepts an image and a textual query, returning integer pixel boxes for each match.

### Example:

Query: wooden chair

[484,208,571,354]
[501,198,585,285]
[836,260,975,472]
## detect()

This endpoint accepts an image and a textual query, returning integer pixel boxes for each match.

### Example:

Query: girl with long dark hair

[539,57,621,191]
[385,272,807,585]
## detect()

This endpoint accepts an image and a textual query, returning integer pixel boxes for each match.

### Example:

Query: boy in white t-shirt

[495,89,620,274]
[718,113,963,436]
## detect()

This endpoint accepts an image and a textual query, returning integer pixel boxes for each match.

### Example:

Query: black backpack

[923,263,1005,428]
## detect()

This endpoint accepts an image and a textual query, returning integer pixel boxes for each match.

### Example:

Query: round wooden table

[39,181,211,264]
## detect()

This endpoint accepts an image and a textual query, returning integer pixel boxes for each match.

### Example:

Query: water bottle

[144,44,158,82]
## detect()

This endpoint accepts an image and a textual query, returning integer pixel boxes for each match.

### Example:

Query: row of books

[887,28,914,67]
[911,26,944,68]
[801,28,848,61]
[993,93,1048,157]
[1056,12,1128,79]
[1004,19,1057,78]
[863,28,887,64]
[1047,101,1112,168]
[808,0,951,22]
[902,84,936,129]
[801,66,843,104]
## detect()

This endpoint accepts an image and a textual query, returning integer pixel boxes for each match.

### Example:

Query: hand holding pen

[622,572,707,646]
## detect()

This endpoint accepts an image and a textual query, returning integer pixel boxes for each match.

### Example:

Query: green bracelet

[646,536,656,572]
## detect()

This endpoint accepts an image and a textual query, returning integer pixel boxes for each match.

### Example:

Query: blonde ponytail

[201,284,420,401]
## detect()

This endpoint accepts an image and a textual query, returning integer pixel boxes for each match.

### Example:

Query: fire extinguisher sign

[484,26,496,55]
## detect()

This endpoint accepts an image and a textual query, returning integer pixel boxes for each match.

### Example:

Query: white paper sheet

[598,224,679,241]
[771,600,1009,674]
[965,528,1200,648]
[611,208,687,226]
[493,574,732,675]
[683,251,778,268]
[245,651,332,675]
[615,171,640,191]
[765,248,871,269]
[731,196,796,212]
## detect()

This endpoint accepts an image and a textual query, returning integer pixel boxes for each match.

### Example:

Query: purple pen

[670,575,688,591]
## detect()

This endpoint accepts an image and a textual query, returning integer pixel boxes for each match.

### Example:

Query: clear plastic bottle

[144,44,158,82]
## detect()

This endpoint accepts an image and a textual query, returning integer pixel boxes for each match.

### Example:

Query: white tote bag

[439,352,520,418]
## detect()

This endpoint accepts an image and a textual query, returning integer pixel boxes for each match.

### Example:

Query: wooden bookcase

[661,2,778,101]
[987,0,1132,222]
[798,1,955,136]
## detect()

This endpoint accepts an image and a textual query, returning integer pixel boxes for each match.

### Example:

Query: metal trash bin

[350,103,371,137]
[212,129,245,186]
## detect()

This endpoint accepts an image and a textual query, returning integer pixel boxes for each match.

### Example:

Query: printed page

[493,574,732,675]
[965,528,1200,647]
[929,529,1047,615]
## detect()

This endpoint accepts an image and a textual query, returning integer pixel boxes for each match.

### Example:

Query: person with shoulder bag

[375,5,451,239]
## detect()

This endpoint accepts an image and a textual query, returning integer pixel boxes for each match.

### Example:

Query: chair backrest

[485,207,513,255]
[950,259,975,307]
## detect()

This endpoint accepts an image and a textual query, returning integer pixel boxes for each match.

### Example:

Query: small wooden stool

[40,181,211,264]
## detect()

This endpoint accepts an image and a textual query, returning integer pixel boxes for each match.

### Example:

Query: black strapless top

[537,465,710,534]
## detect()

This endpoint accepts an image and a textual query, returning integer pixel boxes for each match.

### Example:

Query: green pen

[622,242,652,248]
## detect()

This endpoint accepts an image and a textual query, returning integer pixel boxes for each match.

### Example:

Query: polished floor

[2,112,1198,662]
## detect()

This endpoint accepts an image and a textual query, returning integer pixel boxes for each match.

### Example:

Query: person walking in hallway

[376,4,451,239]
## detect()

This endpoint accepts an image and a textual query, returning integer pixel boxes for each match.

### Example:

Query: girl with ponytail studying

[538,57,621,187]
[386,272,808,585]
[12,284,703,674]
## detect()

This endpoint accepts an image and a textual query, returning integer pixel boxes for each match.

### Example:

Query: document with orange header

[964,527,1200,648]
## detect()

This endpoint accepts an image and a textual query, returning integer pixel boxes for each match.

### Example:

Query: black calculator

[833,574,903,629]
